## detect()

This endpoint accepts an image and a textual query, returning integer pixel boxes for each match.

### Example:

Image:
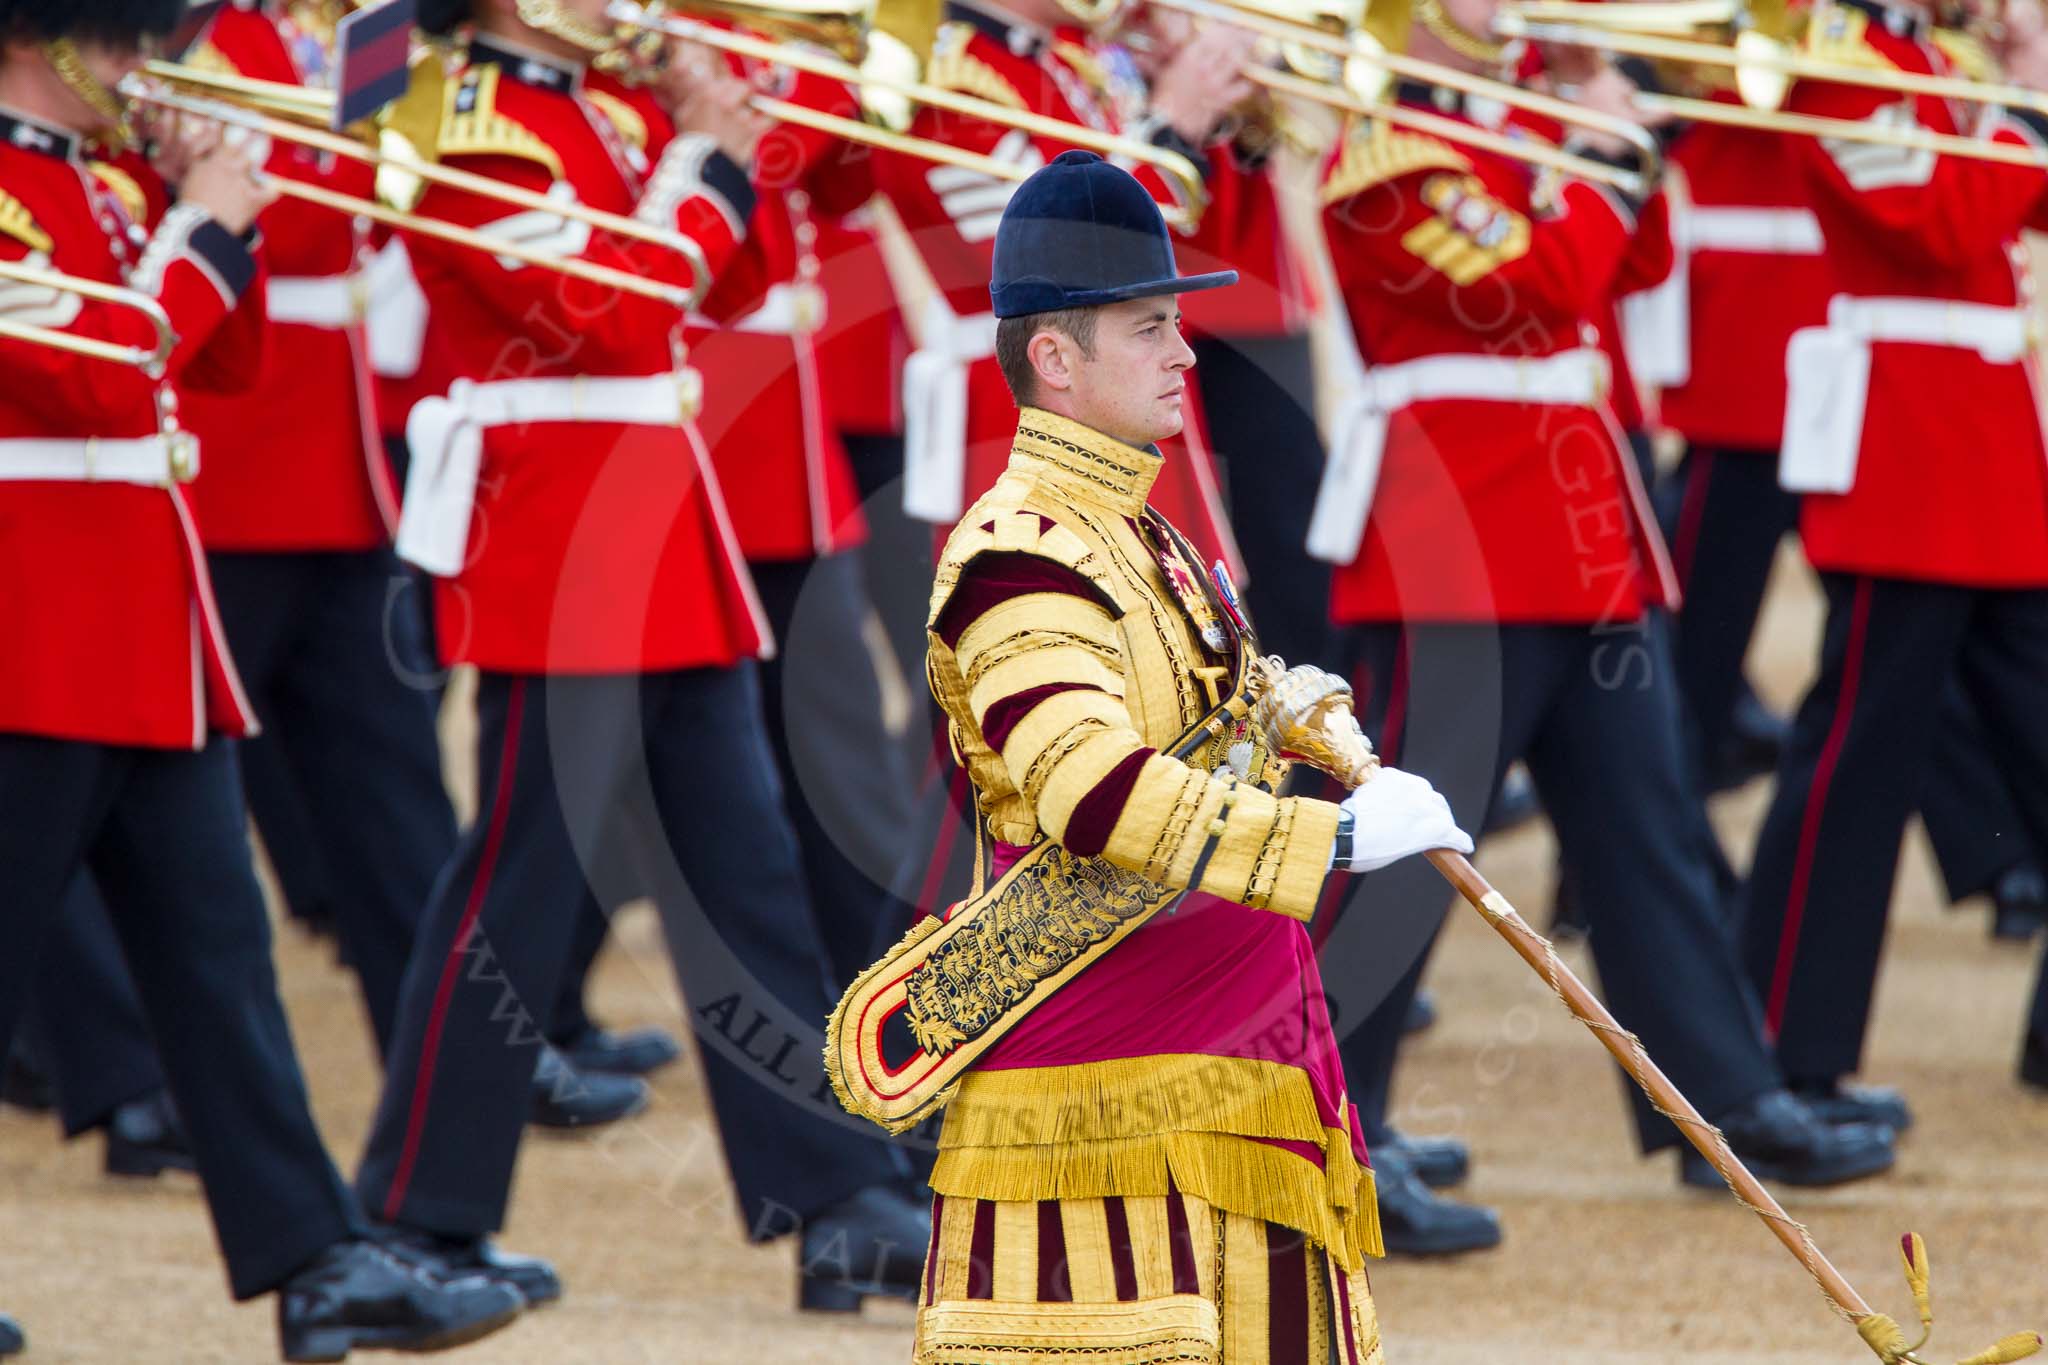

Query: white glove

[1336,767,1475,873]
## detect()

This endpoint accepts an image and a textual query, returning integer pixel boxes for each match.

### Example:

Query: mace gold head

[1252,657,1382,790]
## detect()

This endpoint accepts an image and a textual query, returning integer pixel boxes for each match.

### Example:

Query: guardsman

[875,0,1250,567]
[1125,4,1334,668]
[892,147,1471,1364]
[0,2,522,1357]
[359,0,930,1313]
[673,37,921,990]
[1306,0,1898,1247]
[1739,0,2048,1123]
[173,0,453,1063]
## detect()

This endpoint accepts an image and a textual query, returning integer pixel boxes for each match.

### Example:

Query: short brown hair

[994,308,1099,406]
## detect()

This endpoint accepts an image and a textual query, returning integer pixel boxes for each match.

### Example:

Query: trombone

[1495,2,2048,115]
[1147,0,1663,193]
[127,72,713,302]
[0,259,178,375]
[605,0,1215,228]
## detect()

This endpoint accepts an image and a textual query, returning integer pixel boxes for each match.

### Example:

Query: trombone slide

[0,259,178,374]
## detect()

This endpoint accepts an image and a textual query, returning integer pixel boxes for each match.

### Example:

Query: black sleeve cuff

[2008,106,2048,149]
[702,150,757,231]
[1147,121,1216,183]
[190,217,258,301]
[1565,143,1646,221]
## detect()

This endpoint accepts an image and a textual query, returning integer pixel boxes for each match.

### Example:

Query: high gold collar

[1010,407,1162,517]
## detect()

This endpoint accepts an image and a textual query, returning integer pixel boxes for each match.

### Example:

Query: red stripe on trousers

[1672,449,1716,587]
[1765,577,1874,1037]
[382,679,527,1220]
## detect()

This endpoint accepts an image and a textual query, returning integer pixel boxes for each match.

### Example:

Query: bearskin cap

[0,0,189,44]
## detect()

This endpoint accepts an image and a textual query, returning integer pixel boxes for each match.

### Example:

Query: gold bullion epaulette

[926,23,1026,110]
[1802,5,1904,72]
[440,65,566,177]
[583,87,648,152]
[1050,39,1113,101]
[1931,26,1997,80]
[929,499,1109,627]
[179,39,241,79]
[0,189,52,254]
[87,161,148,228]
[1321,118,1473,204]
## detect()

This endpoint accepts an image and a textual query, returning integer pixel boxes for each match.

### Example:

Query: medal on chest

[1139,515,1230,655]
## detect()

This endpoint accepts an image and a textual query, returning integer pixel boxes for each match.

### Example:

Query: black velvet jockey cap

[989,150,1236,319]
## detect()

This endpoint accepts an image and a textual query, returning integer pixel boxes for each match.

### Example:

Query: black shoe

[1,1047,51,1113]
[2021,1033,2048,1092]
[1548,867,1589,944]
[529,1048,649,1130]
[1991,863,2048,942]
[1710,684,1789,793]
[1372,1147,1501,1256]
[277,1239,523,1363]
[376,1225,562,1308]
[0,1313,22,1356]
[1382,1129,1469,1190]
[1680,1091,1894,1190]
[798,1184,931,1312]
[1789,1078,1914,1134]
[554,1024,682,1078]
[104,1090,195,1178]
[1402,989,1438,1036]
[1485,766,1541,834]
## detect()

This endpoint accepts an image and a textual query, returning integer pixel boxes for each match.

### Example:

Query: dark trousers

[357,666,903,1241]
[0,736,356,1297]
[1657,447,1801,777]
[208,549,454,1055]
[1741,575,2048,1083]
[1657,448,2036,901]
[1322,621,1781,1151]
[1193,332,1333,669]
[20,877,164,1135]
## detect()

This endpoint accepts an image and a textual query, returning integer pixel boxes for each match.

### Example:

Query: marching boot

[1711,681,1789,793]
[2021,1031,2048,1092]
[375,1224,563,1307]
[553,1023,681,1078]
[1381,1129,1469,1190]
[798,1184,931,1312]
[1990,862,2048,942]
[103,1089,195,1178]
[1373,1147,1501,1256]
[276,1239,523,1362]
[528,1048,650,1130]
[1680,1091,1894,1190]
[1788,1078,1914,1134]
[1402,989,1438,1036]
[0,1313,22,1356]
[1484,765,1541,834]
[1,1044,51,1113]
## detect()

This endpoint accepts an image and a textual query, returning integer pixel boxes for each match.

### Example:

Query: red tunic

[1636,109,1835,451]
[0,113,265,747]
[1785,9,2048,586]
[872,1,1240,572]
[1318,102,1676,625]
[403,42,763,673]
[178,0,394,551]
[671,54,872,561]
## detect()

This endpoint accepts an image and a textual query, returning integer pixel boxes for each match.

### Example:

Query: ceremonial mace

[1253,659,2042,1365]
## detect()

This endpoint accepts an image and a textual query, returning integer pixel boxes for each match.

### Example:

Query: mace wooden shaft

[1423,848,1875,1320]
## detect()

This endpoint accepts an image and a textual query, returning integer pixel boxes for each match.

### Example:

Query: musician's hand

[1336,767,1472,873]
[657,43,772,165]
[146,109,224,187]
[1149,22,1258,142]
[178,139,277,236]
[1565,62,1652,159]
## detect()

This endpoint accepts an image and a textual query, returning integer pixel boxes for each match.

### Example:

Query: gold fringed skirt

[913,1190,1385,1365]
